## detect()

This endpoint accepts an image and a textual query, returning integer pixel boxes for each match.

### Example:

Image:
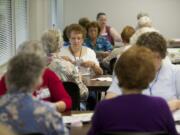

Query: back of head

[17,40,46,57]
[136,32,167,59]
[66,23,86,39]
[137,12,149,20]
[41,29,63,54]
[121,26,135,43]
[137,16,152,28]
[6,53,45,91]
[78,17,90,28]
[115,46,156,90]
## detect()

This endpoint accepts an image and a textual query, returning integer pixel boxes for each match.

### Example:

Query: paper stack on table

[63,112,93,124]
[91,77,112,82]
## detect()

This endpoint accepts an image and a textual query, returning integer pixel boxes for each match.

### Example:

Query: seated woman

[0,41,72,112]
[84,21,113,60]
[102,25,135,68]
[41,29,89,100]
[0,53,68,135]
[60,23,103,76]
[88,46,178,135]
[96,12,121,45]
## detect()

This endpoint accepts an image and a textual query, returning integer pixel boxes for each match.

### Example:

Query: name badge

[36,88,51,99]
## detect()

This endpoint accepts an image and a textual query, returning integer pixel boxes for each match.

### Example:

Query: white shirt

[107,61,180,101]
[60,46,99,75]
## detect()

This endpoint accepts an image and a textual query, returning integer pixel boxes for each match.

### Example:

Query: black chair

[109,57,117,75]
[99,131,168,135]
[63,81,80,110]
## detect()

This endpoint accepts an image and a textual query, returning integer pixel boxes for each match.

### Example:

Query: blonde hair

[41,29,63,54]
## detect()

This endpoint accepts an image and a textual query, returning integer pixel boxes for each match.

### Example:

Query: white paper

[91,77,112,82]
[62,112,93,124]
[173,110,180,121]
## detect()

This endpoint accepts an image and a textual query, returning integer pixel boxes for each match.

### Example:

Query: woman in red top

[0,41,72,112]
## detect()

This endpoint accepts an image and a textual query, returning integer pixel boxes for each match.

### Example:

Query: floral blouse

[0,91,68,135]
[85,36,113,52]
[48,53,89,100]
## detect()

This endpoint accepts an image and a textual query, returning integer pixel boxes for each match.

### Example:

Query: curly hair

[41,29,63,54]
[86,21,101,35]
[66,24,86,39]
[115,46,156,90]
[6,53,45,91]
[136,32,167,59]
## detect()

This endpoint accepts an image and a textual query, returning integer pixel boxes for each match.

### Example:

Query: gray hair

[6,53,45,92]
[137,12,149,20]
[17,40,46,57]
[137,16,152,28]
[41,29,63,54]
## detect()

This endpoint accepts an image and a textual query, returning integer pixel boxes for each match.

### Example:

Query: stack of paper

[63,112,93,124]
[91,77,112,82]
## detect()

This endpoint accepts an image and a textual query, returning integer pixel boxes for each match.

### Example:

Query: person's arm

[45,107,69,135]
[159,99,178,135]
[105,75,122,99]
[81,61,103,75]
[169,65,180,111]
[46,68,72,112]
[0,75,8,96]
[110,27,122,42]
[168,99,180,112]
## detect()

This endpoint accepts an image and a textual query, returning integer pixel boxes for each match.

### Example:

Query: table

[69,123,90,135]
[82,75,112,92]
[63,111,92,135]
[82,75,112,101]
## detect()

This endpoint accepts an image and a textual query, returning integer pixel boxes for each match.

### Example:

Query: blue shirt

[0,91,68,135]
[85,36,113,52]
[107,61,180,101]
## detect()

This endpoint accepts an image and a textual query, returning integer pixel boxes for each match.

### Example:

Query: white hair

[130,27,159,45]
[137,16,152,29]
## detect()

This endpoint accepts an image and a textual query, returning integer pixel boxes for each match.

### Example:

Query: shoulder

[43,68,61,81]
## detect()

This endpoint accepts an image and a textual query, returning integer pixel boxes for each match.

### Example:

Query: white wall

[28,0,51,40]
[63,0,180,38]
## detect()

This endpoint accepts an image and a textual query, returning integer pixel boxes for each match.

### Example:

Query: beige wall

[28,0,51,40]
[63,0,180,38]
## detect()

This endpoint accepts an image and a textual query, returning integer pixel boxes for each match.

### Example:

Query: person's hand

[168,99,180,112]
[61,56,74,64]
[81,61,95,68]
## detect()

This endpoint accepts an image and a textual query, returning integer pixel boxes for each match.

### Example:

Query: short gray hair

[6,53,45,92]
[41,29,63,54]
[17,40,46,57]
[137,12,149,20]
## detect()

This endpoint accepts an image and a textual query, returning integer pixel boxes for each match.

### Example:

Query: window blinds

[0,0,13,65]
[0,0,28,65]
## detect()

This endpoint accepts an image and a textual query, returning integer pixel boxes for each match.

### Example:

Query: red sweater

[0,68,72,110]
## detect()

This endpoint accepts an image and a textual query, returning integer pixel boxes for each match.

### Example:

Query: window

[0,0,28,65]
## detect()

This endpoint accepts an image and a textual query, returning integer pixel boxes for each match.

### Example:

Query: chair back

[109,57,117,74]
[63,81,80,110]
[99,131,168,135]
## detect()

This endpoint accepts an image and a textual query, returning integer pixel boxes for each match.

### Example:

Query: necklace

[69,46,82,66]
[149,65,162,95]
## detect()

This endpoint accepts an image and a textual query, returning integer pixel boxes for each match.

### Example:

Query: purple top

[88,94,178,135]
